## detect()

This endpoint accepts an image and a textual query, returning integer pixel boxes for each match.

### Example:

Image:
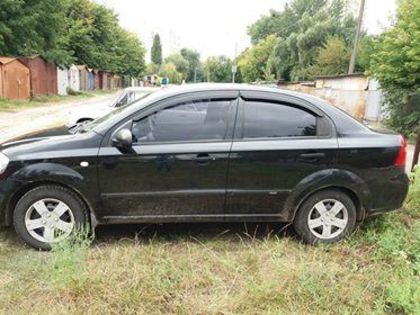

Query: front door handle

[298,152,326,161]
[194,153,215,165]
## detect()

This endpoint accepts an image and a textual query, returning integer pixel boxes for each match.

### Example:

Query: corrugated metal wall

[0,58,30,100]
[19,56,57,96]
[279,75,384,121]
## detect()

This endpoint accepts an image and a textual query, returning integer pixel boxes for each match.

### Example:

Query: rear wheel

[13,185,90,250]
[293,189,357,244]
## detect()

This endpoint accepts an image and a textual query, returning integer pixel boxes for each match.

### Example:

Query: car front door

[225,92,337,221]
[97,91,239,220]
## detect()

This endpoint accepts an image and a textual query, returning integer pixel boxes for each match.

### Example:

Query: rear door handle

[298,153,326,160]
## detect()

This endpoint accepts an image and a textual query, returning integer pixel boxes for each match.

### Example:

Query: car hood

[68,104,114,119]
[0,127,103,161]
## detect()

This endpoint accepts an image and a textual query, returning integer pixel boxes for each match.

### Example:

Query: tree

[369,0,420,170]
[247,6,295,45]
[203,56,233,83]
[151,34,162,65]
[180,48,202,82]
[0,0,146,75]
[250,0,357,81]
[0,0,69,63]
[238,35,277,83]
[308,37,351,76]
[159,62,182,84]
[59,0,146,75]
[165,53,189,81]
[356,35,376,73]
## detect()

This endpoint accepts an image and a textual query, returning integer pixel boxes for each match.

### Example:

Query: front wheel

[293,189,357,244]
[13,185,90,250]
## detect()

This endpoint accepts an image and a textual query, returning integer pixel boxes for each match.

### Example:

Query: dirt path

[0,92,119,143]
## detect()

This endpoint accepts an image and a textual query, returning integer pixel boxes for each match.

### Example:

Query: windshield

[110,90,126,107]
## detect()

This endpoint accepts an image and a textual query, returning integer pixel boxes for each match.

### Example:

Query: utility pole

[348,0,366,74]
[232,43,238,83]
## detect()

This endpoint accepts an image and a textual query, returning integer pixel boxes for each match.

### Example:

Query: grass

[0,170,419,314]
[0,89,118,112]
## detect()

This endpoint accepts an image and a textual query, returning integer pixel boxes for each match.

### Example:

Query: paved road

[0,92,118,143]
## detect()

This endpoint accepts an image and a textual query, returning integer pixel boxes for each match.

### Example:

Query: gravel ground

[0,92,118,143]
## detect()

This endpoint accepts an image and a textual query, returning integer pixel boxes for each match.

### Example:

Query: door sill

[100,214,288,224]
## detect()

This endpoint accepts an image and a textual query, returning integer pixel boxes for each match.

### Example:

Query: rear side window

[132,99,233,143]
[242,101,317,138]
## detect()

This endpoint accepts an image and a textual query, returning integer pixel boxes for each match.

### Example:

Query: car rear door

[225,91,338,221]
[97,91,239,220]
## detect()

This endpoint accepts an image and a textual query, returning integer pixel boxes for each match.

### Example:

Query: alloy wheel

[24,198,75,243]
[307,199,349,240]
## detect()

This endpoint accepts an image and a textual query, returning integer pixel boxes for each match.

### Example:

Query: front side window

[242,101,317,138]
[132,99,233,143]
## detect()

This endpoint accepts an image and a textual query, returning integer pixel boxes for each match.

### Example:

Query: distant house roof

[21,54,41,60]
[0,57,17,65]
[0,56,27,67]
[19,54,54,63]
[76,65,88,71]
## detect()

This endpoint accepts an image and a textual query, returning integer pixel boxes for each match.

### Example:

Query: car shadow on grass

[0,222,296,250]
[93,222,296,246]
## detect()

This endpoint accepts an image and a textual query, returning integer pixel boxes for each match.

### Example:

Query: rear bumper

[366,170,410,216]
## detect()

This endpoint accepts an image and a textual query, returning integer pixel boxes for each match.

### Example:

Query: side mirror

[112,128,133,147]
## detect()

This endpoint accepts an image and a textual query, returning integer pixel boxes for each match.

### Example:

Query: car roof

[93,83,369,136]
[146,83,335,109]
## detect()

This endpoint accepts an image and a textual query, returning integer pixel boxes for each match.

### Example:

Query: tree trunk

[411,132,420,172]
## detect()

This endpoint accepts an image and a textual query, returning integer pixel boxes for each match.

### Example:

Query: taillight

[394,136,407,167]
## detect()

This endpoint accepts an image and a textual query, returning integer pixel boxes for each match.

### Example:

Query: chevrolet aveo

[0,84,409,250]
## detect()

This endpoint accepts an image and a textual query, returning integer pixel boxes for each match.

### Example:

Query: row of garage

[0,55,135,100]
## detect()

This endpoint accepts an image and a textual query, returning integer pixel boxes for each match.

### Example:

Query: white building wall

[68,65,80,92]
[57,67,69,96]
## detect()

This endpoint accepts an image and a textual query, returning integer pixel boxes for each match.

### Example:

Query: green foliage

[58,0,146,76]
[238,35,277,83]
[164,53,189,81]
[0,0,146,77]
[0,0,67,58]
[203,55,233,83]
[159,62,182,84]
[151,34,163,65]
[47,229,93,289]
[355,167,420,314]
[356,35,376,73]
[369,0,420,137]
[180,48,202,82]
[308,36,351,76]
[249,0,357,81]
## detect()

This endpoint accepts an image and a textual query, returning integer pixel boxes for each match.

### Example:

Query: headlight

[0,152,9,174]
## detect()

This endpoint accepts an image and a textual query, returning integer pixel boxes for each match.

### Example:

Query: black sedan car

[0,84,409,249]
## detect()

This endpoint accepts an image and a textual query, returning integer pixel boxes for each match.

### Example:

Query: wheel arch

[5,180,97,227]
[292,185,366,222]
[283,169,370,222]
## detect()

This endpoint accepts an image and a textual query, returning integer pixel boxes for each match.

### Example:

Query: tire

[13,185,90,250]
[293,189,357,244]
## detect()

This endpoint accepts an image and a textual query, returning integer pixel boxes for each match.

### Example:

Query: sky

[94,0,397,61]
